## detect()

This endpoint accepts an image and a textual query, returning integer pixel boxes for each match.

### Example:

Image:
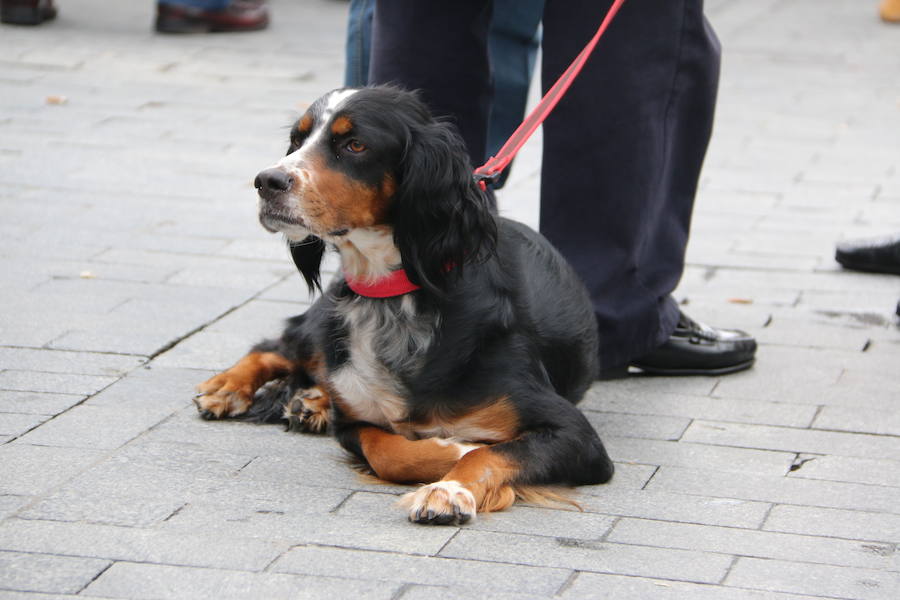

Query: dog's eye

[345,140,367,154]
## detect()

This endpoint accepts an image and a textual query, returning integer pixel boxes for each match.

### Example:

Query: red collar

[344,268,421,298]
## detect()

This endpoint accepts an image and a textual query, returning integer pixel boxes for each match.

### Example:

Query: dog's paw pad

[283,386,330,433]
[401,481,476,526]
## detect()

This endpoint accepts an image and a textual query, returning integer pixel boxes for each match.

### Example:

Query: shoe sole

[836,260,900,276]
[630,358,755,377]
[155,15,269,34]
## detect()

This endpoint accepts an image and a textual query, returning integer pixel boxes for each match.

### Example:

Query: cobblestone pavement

[2,0,900,598]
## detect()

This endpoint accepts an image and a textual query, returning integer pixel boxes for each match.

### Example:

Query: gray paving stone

[725,556,900,600]
[272,545,572,595]
[576,488,770,529]
[204,299,304,338]
[234,447,417,495]
[709,350,845,404]
[607,518,896,570]
[764,504,900,544]
[336,491,617,541]
[0,371,117,397]
[82,562,400,600]
[256,275,324,304]
[439,530,733,584]
[600,462,658,490]
[164,265,288,291]
[17,488,184,529]
[398,586,549,600]
[787,454,900,488]
[0,519,288,572]
[136,405,358,461]
[14,404,173,450]
[83,366,198,412]
[162,506,455,556]
[0,413,48,437]
[647,466,900,514]
[0,496,30,521]
[589,376,718,399]
[150,330,258,371]
[606,437,796,475]
[582,389,817,428]
[0,444,105,496]
[0,348,144,377]
[0,551,110,595]
[47,329,177,358]
[755,316,874,351]
[813,405,900,437]
[559,572,823,600]
[584,411,690,441]
[681,420,900,460]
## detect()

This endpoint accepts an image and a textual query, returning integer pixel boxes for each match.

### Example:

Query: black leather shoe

[1,0,56,25]
[835,234,900,275]
[630,311,756,376]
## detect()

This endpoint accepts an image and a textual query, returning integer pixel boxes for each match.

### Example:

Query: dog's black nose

[255,168,293,193]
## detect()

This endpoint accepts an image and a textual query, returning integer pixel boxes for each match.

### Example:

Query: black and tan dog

[195,86,613,525]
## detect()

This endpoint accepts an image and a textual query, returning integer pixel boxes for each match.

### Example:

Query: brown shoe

[881,0,900,22]
[155,0,269,34]
[1,0,56,25]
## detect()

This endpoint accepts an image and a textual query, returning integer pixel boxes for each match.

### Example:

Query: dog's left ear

[289,235,326,294]
[392,120,497,295]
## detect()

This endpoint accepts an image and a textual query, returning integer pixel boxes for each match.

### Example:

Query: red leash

[474,0,628,190]
[348,0,627,298]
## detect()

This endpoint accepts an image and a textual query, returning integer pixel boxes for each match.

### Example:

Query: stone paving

[1,0,899,598]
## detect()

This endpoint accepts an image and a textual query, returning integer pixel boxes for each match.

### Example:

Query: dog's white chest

[330,296,433,429]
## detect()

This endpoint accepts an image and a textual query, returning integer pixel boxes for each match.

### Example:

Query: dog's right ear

[289,236,326,294]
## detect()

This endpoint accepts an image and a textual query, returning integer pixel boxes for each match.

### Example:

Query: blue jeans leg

[345,0,375,87]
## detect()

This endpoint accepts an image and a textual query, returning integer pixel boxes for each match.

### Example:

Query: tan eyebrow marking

[331,116,353,136]
[298,113,313,133]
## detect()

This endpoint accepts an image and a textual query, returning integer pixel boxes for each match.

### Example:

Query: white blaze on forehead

[324,88,359,116]
[280,88,360,168]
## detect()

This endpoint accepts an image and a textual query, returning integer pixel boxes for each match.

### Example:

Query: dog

[195,86,614,525]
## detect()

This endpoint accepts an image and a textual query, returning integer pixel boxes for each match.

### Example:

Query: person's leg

[344,0,375,88]
[485,0,543,188]
[540,0,751,373]
[369,0,493,167]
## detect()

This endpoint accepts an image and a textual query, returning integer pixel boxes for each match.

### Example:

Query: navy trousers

[370,0,720,369]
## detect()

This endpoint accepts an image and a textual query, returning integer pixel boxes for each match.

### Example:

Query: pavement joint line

[639,467,661,491]
[144,269,293,361]
[73,558,114,595]
[553,569,581,596]
[0,345,150,359]
[389,582,415,600]
[718,555,741,586]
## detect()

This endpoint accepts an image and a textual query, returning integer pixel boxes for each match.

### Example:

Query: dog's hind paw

[283,386,331,433]
[401,480,476,526]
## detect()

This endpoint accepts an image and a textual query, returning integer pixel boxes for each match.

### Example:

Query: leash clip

[473,167,501,192]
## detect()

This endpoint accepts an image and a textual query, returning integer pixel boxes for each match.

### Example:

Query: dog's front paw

[401,481,476,525]
[283,386,331,433]
[194,373,253,419]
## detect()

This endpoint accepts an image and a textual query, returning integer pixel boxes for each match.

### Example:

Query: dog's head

[255,86,496,295]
